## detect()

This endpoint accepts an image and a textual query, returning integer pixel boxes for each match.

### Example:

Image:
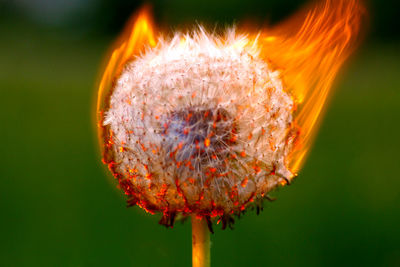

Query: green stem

[191,216,211,267]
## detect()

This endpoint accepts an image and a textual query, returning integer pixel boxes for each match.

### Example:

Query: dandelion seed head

[102,28,298,222]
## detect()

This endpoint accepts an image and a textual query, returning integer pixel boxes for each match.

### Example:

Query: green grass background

[1,2,399,266]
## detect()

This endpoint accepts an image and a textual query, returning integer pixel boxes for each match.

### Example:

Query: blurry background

[0,0,399,266]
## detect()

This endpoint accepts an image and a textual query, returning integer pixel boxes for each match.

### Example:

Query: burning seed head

[102,28,298,226]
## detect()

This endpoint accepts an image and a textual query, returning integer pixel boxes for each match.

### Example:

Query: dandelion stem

[191,216,210,267]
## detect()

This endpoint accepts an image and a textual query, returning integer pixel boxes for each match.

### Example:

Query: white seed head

[102,28,298,222]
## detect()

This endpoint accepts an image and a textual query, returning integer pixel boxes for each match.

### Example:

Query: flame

[97,0,364,175]
[97,6,156,154]
[254,0,365,173]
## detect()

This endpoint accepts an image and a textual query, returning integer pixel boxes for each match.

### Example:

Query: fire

[96,1,365,227]
[97,0,364,176]
[255,0,365,173]
[97,6,156,155]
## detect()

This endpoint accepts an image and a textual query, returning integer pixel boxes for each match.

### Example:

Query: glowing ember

[97,0,364,229]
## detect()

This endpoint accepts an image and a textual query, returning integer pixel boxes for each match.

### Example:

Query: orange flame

[97,6,156,153]
[97,0,364,175]
[255,0,365,173]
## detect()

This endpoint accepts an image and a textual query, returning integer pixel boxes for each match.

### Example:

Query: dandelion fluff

[102,28,298,226]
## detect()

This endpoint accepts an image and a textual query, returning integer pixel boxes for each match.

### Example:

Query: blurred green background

[1,0,399,266]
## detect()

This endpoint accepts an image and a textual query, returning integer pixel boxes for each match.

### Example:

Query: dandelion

[96,1,364,266]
